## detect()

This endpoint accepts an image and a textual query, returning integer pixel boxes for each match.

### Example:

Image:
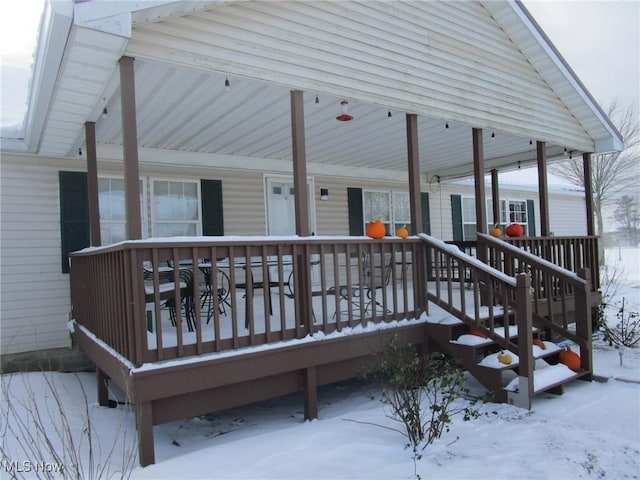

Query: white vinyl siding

[127,1,594,152]
[0,157,76,354]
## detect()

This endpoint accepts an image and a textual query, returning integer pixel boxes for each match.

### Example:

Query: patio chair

[362,252,394,315]
[144,264,196,331]
[333,252,394,318]
[199,264,231,323]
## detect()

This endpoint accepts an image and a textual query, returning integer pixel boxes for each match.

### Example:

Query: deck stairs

[418,233,593,408]
[425,314,591,404]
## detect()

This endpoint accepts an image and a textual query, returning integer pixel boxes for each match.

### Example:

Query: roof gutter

[1,0,74,153]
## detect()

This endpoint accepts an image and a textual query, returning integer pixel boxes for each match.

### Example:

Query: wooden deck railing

[69,237,424,367]
[503,235,599,293]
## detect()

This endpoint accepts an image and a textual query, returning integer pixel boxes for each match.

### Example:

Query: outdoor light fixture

[102,107,108,119]
[320,188,329,201]
[224,77,230,91]
[336,100,353,122]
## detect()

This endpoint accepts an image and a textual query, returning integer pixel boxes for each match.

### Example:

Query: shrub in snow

[603,297,640,365]
[372,334,480,479]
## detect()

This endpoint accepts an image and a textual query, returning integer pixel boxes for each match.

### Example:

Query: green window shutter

[347,187,364,236]
[59,171,90,273]
[201,179,224,236]
[527,199,536,237]
[451,194,463,241]
[421,192,431,235]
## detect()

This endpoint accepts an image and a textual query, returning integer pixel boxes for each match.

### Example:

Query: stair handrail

[418,233,536,408]
[477,232,593,378]
[418,233,520,346]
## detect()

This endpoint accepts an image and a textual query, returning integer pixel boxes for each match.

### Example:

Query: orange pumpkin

[558,347,580,372]
[365,220,386,239]
[469,327,487,338]
[505,223,524,237]
[532,338,546,350]
[396,225,409,239]
[490,224,502,238]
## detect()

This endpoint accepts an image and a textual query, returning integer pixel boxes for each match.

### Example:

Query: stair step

[450,325,541,349]
[476,341,562,370]
[503,363,585,395]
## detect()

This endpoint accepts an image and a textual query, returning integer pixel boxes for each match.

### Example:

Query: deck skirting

[72,321,429,466]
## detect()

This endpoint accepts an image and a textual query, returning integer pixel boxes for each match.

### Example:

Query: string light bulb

[224,77,230,91]
[491,132,495,139]
[387,110,392,119]
[315,95,319,106]
[445,122,449,130]
[78,147,82,156]
[102,107,108,119]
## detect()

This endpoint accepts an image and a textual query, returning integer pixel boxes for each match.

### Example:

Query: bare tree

[551,101,640,237]
[613,194,640,245]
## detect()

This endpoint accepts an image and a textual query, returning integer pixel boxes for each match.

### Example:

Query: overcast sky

[1,0,638,128]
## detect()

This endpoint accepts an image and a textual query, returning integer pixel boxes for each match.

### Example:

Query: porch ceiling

[92,58,557,181]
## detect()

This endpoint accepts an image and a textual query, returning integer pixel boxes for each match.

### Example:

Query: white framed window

[461,197,530,240]
[151,179,201,237]
[98,177,147,244]
[363,190,410,235]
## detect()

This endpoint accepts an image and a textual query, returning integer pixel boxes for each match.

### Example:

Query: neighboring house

[0,0,623,466]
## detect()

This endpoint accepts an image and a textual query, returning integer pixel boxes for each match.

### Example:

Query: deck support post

[84,121,101,246]
[136,401,155,467]
[303,366,318,420]
[406,114,422,235]
[490,168,500,227]
[582,153,595,237]
[97,368,109,407]
[576,268,593,381]
[537,141,550,236]
[508,272,534,410]
[290,90,313,333]
[473,129,490,305]
[119,56,142,240]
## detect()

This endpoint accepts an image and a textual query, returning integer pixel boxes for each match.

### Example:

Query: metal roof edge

[509,0,624,154]
[19,0,74,153]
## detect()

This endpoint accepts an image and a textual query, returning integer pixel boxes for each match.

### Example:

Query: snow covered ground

[2,249,639,480]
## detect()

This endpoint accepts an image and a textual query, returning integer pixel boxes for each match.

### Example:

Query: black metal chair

[144,264,196,331]
[199,264,231,323]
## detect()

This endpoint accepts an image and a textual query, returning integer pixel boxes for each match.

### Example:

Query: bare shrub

[0,372,137,480]
[373,335,480,479]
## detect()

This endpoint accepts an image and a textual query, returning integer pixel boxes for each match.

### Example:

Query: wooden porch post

[508,272,534,409]
[290,91,314,355]
[406,114,422,234]
[290,90,310,237]
[85,121,101,246]
[582,153,596,236]
[537,141,550,236]
[490,168,500,227]
[119,56,142,240]
[472,128,487,235]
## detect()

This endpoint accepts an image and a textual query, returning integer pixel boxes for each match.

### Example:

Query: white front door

[265,176,318,283]
[265,177,315,236]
